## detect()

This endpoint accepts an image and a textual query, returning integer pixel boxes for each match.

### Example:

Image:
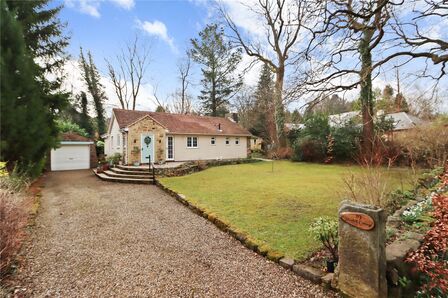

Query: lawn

[159,161,413,260]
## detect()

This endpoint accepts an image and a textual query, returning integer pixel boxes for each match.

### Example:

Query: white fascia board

[60,141,94,145]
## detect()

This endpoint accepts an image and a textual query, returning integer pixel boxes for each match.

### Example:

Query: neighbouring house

[285,123,305,131]
[250,136,263,151]
[50,133,97,171]
[103,109,252,165]
[383,112,426,132]
[328,111,361,128]
[328,110,425,132]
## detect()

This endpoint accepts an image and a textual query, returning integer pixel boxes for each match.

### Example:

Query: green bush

[309,216,339,261]
[106,153,122,166]
[331,121,361,161]
[292,136,326,162]
[56,119,88,137]
[291,113,329,162]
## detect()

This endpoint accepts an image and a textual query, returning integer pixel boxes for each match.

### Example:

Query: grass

[159,161,414,260]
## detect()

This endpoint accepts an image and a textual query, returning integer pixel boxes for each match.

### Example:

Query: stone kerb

[337,201,387,298]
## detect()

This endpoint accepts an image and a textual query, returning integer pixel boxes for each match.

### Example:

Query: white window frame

[166,136,174,160]
[116,133,120,147]
[211,137,216,145]
[187,136,198,148]
[225,137,230,145]
[235,137,240,145]
[111,136,114,149]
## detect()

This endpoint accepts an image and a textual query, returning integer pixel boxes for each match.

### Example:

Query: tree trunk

[359,31,375,161]
[181,79,185,114]
[211,77,216,116]
[274,66,286,148]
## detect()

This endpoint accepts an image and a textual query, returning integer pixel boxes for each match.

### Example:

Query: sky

[58,0,447,115]
[59,0,216,113]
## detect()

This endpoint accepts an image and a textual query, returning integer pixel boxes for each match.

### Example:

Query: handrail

[148,155,156,185]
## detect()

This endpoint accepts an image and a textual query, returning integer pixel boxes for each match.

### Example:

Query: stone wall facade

[126,117,166,165]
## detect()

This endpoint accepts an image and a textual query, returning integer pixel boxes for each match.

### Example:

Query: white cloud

[136,19,177,53]
[110,0,135,10]
[64,0,101,18]
[65,0,134,18]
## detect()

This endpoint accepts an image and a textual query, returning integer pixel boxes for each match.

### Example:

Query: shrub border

[155,180,335,290]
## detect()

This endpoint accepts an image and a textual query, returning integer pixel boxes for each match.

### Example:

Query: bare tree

[391,0,448,78]
[106,36,150,110]
[301,0,447,160]
[221,0,320,147]
[151,84,170,112]
[171,54,193,114]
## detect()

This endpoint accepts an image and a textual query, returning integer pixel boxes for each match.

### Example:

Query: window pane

[211,137,215,145]
[193,137,198,147]
[167,136,173,159]
[235,137,239,145]
[187,137,192,147]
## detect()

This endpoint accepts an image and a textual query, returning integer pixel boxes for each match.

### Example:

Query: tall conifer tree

[252,63,275,144]
[78,91,94,137]
[1,1,58,176]
[79,49,107,136]
[190,24,242,116]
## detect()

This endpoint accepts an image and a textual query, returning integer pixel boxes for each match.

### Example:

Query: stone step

[116,164,151,172]
[103,170,151,179]
[93,170,153,185]
[110,167,152,176]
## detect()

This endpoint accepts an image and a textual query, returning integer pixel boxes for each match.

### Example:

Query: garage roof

[60,133,92,142]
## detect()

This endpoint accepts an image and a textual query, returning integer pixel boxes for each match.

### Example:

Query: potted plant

[97,160,104,173]
[309,217,339,273]
[106,153,122,168]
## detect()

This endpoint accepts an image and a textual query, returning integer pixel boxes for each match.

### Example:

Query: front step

[110,167,152,176]
[116,164,151,172]
[104,170,150,179]
[93,170,153,184]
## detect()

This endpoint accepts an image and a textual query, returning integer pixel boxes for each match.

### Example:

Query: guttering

[60,141,94,145]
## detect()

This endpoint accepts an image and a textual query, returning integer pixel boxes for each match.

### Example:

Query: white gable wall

[104,114,124,157]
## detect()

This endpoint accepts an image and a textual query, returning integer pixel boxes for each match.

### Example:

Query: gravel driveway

[15,170,335,297]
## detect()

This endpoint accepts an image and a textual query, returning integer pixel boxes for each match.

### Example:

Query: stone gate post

[337,201,387,298]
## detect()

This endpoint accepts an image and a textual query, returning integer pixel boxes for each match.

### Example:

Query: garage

[51,133,94,171]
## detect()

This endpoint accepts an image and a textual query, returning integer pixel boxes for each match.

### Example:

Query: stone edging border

[155,181,336,290]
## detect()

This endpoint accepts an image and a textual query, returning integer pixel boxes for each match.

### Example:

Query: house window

[187,136,198,148]
[211,137,216,145]
[235,137,240,145]
[116,134,120,147]
[111,136,114,149]
[225,137,230,145]
[167,136,174,159]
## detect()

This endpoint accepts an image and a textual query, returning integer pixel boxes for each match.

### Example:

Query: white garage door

[51,145,90,171]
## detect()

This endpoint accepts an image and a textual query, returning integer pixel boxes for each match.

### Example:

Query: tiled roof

[385,112,426,131]
[61,133,92,142]
[112,109,251,136]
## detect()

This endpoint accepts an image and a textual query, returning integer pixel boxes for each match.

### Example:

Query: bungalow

[104,109,252,165]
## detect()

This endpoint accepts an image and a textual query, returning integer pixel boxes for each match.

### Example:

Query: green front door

[141,133,154,163]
